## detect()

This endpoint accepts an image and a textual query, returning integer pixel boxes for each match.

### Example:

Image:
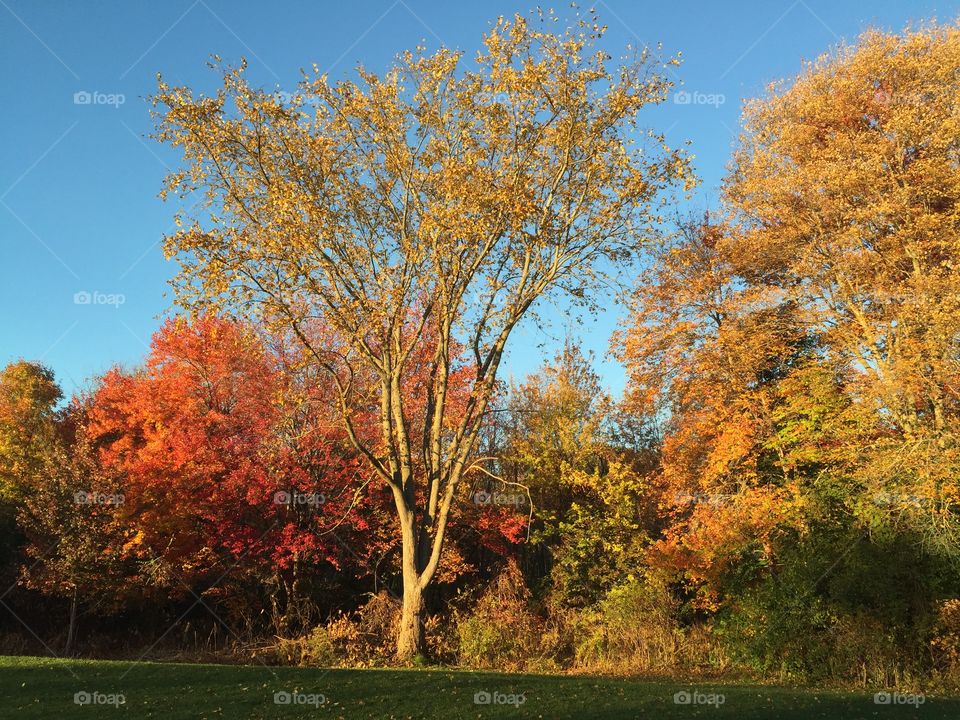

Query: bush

[272,625,337,666]
[456,561,544,670]
[272,591,400,667]
[931,599,960,685]
[713,527,944,686]
[573,578,705,674]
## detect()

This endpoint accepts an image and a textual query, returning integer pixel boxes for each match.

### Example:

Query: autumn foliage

[3,15,960,687]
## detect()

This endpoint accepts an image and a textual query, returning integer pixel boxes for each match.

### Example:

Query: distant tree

[86,316,372,618]
[616,214,819,605]
[502,340,652,606]
[18,434,136,654]
[0,361,62,502]
[501,339,612,539]
[0,361,65,605]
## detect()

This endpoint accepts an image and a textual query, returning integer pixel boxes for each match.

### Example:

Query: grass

[1,655,958,719]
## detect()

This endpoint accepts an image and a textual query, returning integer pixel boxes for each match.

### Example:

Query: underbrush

[254,565,960,694]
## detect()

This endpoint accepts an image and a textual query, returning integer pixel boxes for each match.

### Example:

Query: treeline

[0,322,655,669]
[3,17,960,690]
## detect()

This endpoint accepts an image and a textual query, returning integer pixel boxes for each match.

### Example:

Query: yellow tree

[725,22,960,545]
[0,361,62,503]
[151,10,691,657]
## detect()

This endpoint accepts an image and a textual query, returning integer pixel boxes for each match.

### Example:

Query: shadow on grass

[1,655,955,719]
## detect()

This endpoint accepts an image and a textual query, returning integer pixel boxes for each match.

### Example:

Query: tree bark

[395,503,427,660]
[396,570,425,660]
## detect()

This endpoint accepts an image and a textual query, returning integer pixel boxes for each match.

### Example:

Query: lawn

[1,655,955,719]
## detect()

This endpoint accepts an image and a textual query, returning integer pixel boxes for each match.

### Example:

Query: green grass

[1,655,957,719]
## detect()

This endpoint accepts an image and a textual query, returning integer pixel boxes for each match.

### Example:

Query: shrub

[456,561,544,670]
[272,625,337,666]
[713,528,941,686]
[272,591,400,667]
[931,599,960,684]
[573,578,691,673]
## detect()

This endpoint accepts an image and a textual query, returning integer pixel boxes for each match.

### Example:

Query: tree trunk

[395,507,427,660]
[397,573,425,660]
[64,588,78,656]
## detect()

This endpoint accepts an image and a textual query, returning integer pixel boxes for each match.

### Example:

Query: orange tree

[86,316,389,631]
[724,22,960,551]
[617,23,960,677]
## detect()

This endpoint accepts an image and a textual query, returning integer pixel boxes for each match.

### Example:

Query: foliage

[456,561,543,670]
[725,21,960,548]
[614,20,960,684]
[498,340,655,607]
[6,13,960,691]
[0,361,62,503]
[571,578,718,674]
[17,434,143,611]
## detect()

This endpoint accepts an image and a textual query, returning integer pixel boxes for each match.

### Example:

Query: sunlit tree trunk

[397,549,426,659]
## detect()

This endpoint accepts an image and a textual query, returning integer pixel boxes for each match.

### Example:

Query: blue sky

[1,0,956,397]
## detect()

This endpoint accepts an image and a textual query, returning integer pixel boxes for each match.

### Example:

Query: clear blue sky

[1,0,956,397]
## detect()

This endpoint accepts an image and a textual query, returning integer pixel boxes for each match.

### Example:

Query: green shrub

[456,561,544,670]
[574,578,696,673]
[273,625,337,666]
[713,526,945,686]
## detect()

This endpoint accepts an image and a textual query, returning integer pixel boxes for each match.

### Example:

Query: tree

[18,433,139,654]
[724,22,960,549]
[0,361,64,601]
[615,26,960,673]
[151,10,691,657]
[616,215,816,605]
[0,361,62,502]
[87,316,376,621]
[88,316,285,589]
[498,339,652,606]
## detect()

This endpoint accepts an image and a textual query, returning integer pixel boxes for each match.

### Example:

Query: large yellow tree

[619,23,960,588]
[151,11,691,657]
[725,22,960,543]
